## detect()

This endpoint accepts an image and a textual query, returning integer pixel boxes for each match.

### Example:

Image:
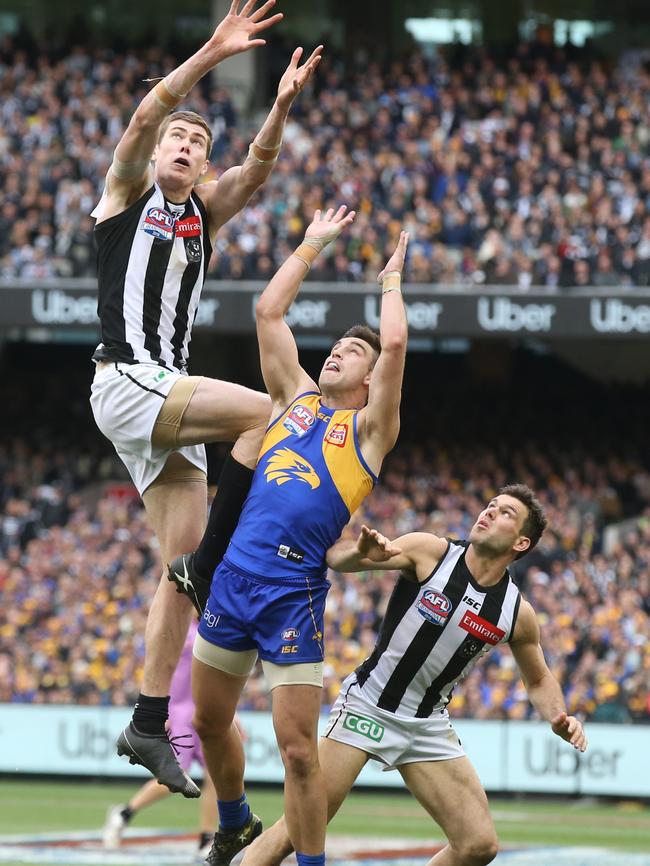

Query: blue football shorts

[198,558,330,664]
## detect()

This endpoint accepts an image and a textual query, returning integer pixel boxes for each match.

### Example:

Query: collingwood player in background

[240,485,588,866]
[89,0,322,796]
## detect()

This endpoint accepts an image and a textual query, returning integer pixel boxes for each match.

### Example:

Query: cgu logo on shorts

[264,447,321,489]
[343,712,385,742]
[142,207,175,240]
[417,590,452,626]
[283,404,316,437]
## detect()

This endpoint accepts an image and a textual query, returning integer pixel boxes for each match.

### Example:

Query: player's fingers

[324,207,335,221]
[253,12,283,31]
[250,0,276,22]
[332,204,348,222]
[307,55,322,76]
[239,0,257,16]
[314,209,321,222]
[230,0,240,15]
[551,712,567,728]
[302,45,324,67]
[243,39,268,50]
[285,45,303,66]
[344,210,356,224]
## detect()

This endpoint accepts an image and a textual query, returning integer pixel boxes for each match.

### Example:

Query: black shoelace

[164,731,194,756]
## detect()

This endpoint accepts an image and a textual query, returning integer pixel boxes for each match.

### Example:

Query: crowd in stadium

[1,365,649,724]
[1,34,650,287]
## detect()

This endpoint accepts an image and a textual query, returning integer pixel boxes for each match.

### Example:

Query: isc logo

[280,645,299,654]
[463,595,481,610]
[342,713,384,742]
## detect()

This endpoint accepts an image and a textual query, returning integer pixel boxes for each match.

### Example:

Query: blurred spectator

[1,38,650,287]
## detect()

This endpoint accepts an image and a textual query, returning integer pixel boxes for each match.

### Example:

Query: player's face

[318,338,376,394]
[469,494,530,558]
[153,121,210,186]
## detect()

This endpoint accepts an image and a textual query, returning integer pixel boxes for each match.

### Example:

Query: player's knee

[278,738,318,779]
[192,708,229,742]
[456,831,498,866]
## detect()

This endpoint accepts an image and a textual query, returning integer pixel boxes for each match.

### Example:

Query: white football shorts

[323,675,465,771]
[90,360,207,495]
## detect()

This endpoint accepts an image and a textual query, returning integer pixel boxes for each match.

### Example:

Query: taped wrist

[249,139,282,165]
[153,77,187,110]
[380,270,402,293]
[293,234,337,269]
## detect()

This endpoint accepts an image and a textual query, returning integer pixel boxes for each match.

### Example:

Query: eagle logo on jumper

[264,448,321,489]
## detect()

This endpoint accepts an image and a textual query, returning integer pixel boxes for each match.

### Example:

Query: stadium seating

[1,37,649,286]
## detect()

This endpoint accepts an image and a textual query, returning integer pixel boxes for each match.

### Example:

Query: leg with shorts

[241,735,369,866]
[325,683,497,866]
[195,565,331,866]
[90,363,269,795]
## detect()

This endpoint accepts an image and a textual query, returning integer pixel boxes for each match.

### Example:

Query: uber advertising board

[3,283,650,338]
[0,704,648,797]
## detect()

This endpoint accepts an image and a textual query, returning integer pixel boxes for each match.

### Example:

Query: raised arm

[207,44,323,232]
[103,1,282,213]
[326,526,447,582]
[510,601,588,752]
[358,233,409,471]
[255,206,355,406]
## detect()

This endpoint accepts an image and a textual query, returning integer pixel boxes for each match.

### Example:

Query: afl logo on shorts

[417,590,452,626]
[143,207,174,240]
[282,628,300,641]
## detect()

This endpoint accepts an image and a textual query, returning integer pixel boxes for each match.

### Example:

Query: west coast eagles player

[183,207,409,866]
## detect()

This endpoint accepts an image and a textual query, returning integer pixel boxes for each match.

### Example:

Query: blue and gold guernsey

[225,391,377,581]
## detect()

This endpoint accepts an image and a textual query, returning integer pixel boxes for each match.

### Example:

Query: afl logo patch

[143,207,174,240]
[282,628,300,641]
[417,590,452,626]
[283,404,315,436]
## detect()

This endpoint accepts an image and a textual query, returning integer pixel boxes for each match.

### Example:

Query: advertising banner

[1,705,648,797]
[3,281,650,339]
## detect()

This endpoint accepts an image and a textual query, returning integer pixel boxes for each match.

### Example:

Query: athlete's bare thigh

[160,376,271,447]
[399,756,497,856]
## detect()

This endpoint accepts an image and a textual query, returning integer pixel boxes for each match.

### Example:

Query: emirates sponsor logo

[460,611,505,645]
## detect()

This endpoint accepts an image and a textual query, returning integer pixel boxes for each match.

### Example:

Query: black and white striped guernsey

[92,183,213,371]
[354,539,521,718]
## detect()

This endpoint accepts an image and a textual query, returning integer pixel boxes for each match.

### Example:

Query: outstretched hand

[304,205,356,248]
[551,712,588,752]
[210,0,283,59]
[276,46,324,111]
[357,525,402,562]
[378,230,409,281]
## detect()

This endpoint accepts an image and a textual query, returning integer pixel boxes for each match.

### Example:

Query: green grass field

[0,779,649,855]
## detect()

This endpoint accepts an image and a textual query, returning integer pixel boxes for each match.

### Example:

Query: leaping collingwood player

[88,0,322,797]
[240,484,588,866]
